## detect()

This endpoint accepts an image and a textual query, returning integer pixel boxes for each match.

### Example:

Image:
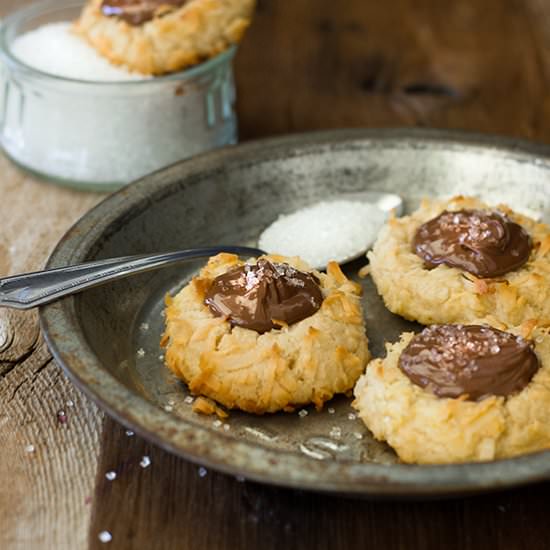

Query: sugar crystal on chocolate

[399,324,539,400]
[413,209,531,277]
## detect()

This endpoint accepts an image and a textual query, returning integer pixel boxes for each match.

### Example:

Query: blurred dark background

[234,0,549,141]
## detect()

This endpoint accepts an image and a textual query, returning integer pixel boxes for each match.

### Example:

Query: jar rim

[0,0,237,86]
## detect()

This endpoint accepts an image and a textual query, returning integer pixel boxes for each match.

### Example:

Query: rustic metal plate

[40,129,550,497]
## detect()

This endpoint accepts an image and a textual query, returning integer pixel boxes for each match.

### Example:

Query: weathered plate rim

[40,128,550,498]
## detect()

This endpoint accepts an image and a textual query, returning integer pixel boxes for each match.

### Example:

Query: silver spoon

[0,246,265,310]
[0,193,403,310]
[326,191,404,264]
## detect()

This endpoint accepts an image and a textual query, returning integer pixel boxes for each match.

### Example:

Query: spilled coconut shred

[258,200,387,269]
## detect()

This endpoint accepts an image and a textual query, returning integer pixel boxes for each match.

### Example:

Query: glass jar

[0,0,238,191]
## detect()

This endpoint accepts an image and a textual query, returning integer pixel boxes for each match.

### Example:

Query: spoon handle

[0,246,264,310]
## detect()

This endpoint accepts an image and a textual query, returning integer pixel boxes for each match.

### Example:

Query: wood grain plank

[235,0,547,141]
[89,418,550,550]
[0,155,104,549]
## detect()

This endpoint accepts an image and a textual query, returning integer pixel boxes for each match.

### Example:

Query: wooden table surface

[2,0,550,548]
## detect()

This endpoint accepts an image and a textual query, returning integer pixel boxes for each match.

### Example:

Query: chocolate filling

[413,209,531,278]
[399,324,539,400]
[204,259,324,334]
[101,0,187,26]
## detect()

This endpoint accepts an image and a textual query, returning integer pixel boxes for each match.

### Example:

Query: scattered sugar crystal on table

[327,407,336,415]
[136,348,145,358]
[258,200,387,268]
[140,456,151,469]
[298,409,308,418]
[184,396,194,404]
[347,413,357,421]
[125,430,135,437]
[24,444,35,454]
[198,467,208,478]
[139,323,150,332]
[105,471,117,481]
[98,531,112,544]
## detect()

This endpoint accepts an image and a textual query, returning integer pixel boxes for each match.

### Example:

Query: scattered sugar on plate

[258,200,387,269]
[11,23,146,82]
[329,426,342,439]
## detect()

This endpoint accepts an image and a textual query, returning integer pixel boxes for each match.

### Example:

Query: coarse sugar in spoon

[258,192,403,270]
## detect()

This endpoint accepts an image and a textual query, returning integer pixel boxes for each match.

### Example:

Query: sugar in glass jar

[0,0,238,190]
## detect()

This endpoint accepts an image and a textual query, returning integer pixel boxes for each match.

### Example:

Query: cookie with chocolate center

[353,323,550,464]
[162,254,370,414]
[75,0,256,75]
[368,196,550,327]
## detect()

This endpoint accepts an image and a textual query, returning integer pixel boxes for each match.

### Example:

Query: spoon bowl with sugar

[258,192,403,270]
